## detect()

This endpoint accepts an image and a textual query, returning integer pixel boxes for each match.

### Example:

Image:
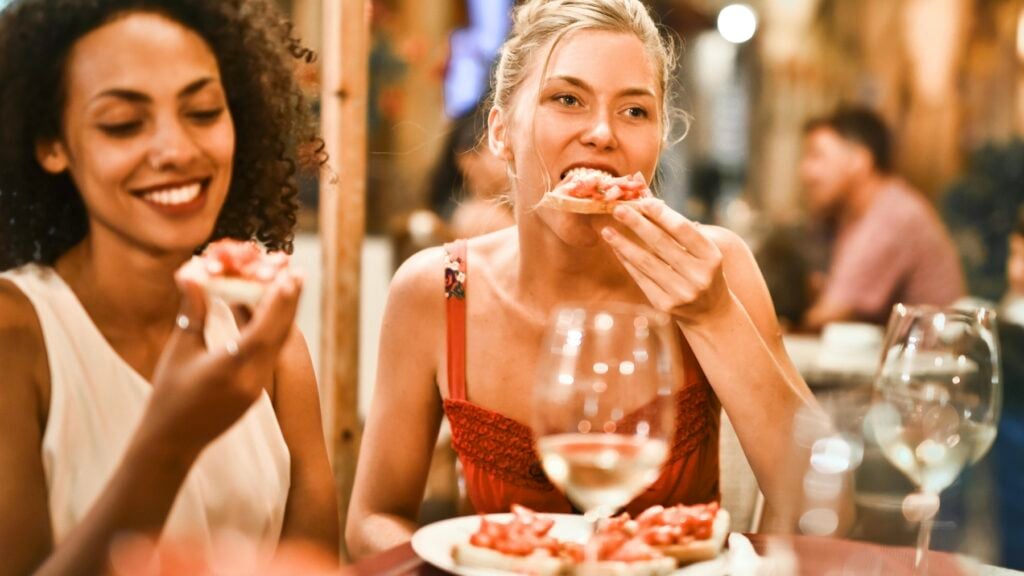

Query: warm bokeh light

[717,4,758,44]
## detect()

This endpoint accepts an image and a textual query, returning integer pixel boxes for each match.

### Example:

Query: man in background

[799,106,965,330]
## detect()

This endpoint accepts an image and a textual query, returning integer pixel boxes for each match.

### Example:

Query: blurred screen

[443,0,512,118]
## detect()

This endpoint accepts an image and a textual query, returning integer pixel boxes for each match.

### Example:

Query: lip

[559,163,621,181]
[132,177,211,217]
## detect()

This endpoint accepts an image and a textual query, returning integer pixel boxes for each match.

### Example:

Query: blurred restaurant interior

[272,0,1024,566]
[3,0,1024,571]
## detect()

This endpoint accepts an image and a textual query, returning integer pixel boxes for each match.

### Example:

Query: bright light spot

[1018,7,1024,61]
[811,436,854,474]
[595,313,615,331]
[619,361,636,375]
[636,421,650,436]
[577,420,592,433]
[558,373,575,385]
[717,4,757,44]
[593,362,609,375]
[799,508,839,536]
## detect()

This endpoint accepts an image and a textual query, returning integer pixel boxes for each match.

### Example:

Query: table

[341,533,1008,576]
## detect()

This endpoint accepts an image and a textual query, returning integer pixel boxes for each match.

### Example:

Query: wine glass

[867,304,1001,574]
[532,303,678,523]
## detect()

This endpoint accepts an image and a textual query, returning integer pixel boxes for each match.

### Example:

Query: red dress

[442,241,721,515]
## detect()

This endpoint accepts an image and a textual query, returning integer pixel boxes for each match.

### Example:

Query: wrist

[124,423,201,479]
[675,291,742,331]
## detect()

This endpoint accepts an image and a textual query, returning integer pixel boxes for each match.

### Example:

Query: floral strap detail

[444,249,466,300]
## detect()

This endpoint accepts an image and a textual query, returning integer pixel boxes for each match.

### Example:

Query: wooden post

[320,0,367,559]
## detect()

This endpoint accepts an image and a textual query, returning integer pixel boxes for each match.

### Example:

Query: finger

[168,272,209,353]
[611,203,694,270]
[605,236,675,310]
[234,269,304,358]
[635,199,716,259]
[602,226,678,287]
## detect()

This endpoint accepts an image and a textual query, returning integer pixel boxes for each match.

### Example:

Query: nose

[147,116,200,170]
[580,109,618,151]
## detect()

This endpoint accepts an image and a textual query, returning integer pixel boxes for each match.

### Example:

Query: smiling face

[491,29,662,246]
[36,11,235,257]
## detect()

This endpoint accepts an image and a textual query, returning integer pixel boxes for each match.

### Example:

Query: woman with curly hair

[0,1,338,573]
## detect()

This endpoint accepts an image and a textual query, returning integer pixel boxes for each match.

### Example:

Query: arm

[346,248,446,559]
[274,328,340,554]
[600,201,819,513]
[0,282,57,576]
[802,299,855,332]
[1,270,305,576]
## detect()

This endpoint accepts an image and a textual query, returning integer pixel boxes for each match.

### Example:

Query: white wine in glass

[533,303,678,521]
[868,304,1001,575]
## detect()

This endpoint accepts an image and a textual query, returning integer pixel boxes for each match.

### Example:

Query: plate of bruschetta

[411,503,730,576]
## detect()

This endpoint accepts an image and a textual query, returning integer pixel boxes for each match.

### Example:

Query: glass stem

[914,504,936,575]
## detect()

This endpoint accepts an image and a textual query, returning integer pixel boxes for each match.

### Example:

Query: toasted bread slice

[654,509,730,564]
[205,277,267,308]
[573,557,676,576]
[451,542,567,575]
[539,191,644,215]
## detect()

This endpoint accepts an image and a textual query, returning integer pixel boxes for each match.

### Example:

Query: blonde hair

[492,0,684,143]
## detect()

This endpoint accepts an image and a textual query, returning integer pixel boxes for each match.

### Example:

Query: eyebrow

[546,75,656,98]
[91,77,218,104]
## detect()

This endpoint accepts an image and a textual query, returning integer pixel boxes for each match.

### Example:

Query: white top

[1,265,290,553]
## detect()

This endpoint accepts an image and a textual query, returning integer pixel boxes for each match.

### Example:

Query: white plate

[411,513,729,576]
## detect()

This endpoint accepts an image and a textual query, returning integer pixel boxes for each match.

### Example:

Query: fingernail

[601,227,615,240]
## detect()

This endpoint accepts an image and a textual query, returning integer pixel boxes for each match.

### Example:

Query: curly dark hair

[0,0,321,270]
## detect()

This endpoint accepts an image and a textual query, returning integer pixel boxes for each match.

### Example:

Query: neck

[512,216,641,311]
[55,232,189,332]
[839,173,889,229]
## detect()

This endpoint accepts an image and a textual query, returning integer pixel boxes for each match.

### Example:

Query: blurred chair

[720,409,764,533]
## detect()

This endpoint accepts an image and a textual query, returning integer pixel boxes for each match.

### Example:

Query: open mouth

[559,166,620,182]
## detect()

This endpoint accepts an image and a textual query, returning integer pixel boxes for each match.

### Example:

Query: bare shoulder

[388,245,448,308]
[701,225,752,259]
[0,278,49,417]
[0,278,46,354]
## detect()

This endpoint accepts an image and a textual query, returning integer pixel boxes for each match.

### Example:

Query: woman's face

[38,11,235,256]
[495,30,662,246]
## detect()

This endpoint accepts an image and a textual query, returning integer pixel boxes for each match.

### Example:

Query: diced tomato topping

[558,170,652,202]
[200,239,289,282]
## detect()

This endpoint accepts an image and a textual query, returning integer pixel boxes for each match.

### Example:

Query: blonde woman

[347,0,816,557]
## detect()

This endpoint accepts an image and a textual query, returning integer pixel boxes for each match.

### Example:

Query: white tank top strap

[0,264,290,552]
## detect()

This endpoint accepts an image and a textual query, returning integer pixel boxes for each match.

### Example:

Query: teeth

[565,167,614,180]
[141,183,202,206]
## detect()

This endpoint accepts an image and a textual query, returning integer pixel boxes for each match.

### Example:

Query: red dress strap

[444,240,469,401]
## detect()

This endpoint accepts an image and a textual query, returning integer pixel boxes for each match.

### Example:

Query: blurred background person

[799,106,965,331]
[428,101,514,239]
[992,207,1024,569]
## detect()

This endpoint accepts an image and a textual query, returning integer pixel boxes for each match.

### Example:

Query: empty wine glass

[532,303,678,522]
[867,304,1001,574]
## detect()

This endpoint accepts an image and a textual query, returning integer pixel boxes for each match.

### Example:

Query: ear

[487,106,514,162]
[35,139,69,174]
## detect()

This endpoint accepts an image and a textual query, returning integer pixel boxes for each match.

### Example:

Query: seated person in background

[993,208,1024,569]
[799,107,965,331]
[428,102,515,239]
[347,0,817,558]
[0,1,338,574]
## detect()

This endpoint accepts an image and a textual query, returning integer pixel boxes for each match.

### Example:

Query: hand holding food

[178,239,291,308]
